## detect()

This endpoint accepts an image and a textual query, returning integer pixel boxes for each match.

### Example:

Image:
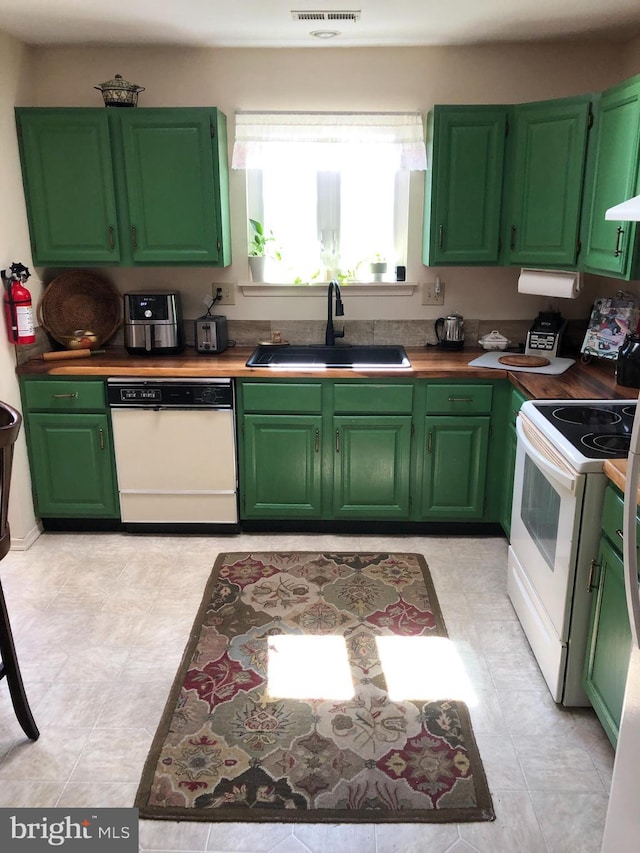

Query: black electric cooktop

[534,401,637,459]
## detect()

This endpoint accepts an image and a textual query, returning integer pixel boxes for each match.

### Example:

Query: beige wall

[0,30,40,546]
[26,40,640,326]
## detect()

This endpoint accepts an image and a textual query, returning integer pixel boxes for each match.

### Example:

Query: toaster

[194,315,229,354]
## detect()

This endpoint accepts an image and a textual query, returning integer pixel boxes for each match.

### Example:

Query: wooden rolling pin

[40,349,105,361]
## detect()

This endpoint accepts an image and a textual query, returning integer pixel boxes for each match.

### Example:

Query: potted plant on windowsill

[369,254,388,282]
[248,219,280,282]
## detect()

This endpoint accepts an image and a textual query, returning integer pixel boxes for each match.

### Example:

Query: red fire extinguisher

[2,262,35,345]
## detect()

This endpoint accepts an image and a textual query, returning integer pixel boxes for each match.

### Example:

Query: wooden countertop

[16,345,638,402]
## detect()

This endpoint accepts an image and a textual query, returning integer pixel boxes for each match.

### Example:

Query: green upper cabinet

[15,107,231,267]
[423,106,508,266]
[116,109,230,265]
[503,96,591,268]
[583,75,640,279]
[15,109,120,264]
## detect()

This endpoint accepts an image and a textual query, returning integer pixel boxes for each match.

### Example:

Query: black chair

[0,401,39,740]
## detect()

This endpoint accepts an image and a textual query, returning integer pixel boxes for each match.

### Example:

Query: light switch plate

[422,280,445,305]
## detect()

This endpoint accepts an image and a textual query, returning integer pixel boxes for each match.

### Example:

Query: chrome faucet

[325,280,345,346]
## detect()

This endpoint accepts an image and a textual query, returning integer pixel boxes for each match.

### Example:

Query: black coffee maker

[616,333,640,388]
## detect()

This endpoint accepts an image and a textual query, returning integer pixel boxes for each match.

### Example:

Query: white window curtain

[232,111,427,172]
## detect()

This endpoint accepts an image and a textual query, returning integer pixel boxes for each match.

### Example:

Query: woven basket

[37,271,123,348]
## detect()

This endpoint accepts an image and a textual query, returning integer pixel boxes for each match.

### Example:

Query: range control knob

[144,309,152,318]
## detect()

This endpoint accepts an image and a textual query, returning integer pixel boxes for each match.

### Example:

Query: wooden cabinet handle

[587,558,599,593]
[614,226,624,257]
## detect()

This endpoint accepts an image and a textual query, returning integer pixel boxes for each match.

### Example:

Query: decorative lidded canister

[94,74,145,107]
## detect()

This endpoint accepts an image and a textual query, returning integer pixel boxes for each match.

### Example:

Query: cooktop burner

[533,401,636,459]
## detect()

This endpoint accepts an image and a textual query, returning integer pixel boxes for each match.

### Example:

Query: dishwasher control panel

[107,378,233,409]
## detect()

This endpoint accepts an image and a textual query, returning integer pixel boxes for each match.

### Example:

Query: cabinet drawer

[425,384,493,414]
[23,380,106,411]
[601,485,640,552]
[333,383,414,414]
[241,382,322,413]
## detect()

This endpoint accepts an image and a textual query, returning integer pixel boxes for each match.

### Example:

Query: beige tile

[96,680,171,731]
[530,790,609,853]
[513,735,607,793]
[34,681,111,727]
[499,689,580,738]
[375,822,460,853]
[294,823,376,853]
[139,818,211,852]
[68,727,152,783]
[459,790,547,852]
[204,822,293,852]
[373,319,430,346]
[55,646,128,682]
[0,780,64,807]
[474,733,527,791]
[57,781,139,808]
[0,726,91,782]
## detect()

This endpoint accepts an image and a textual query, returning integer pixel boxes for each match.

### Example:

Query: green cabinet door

[583,535,632,747]
[242,415,322,518]
[117,109,230,264]
[333,416,412,519]
[421,416,490,519]
[583,76,640,278]
[423,106,507,265]
[27,413,119,517]
[504,97,591,267]
[15,109,120,265]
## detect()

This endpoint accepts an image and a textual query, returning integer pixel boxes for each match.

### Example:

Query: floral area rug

[135,552,494,823]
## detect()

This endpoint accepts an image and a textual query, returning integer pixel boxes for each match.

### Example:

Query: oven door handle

[516,416,579,495]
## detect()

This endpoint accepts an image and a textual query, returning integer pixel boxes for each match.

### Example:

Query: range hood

[606,194,640,222]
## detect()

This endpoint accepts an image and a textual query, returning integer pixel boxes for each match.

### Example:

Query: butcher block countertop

[15,345,639,402]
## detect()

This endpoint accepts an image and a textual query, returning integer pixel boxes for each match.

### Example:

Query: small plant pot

[370,262,387,282]
[248,256,266,283]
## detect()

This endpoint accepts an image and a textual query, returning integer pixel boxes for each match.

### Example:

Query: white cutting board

[468,351,575,375]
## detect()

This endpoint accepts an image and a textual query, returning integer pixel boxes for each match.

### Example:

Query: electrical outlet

[422,279,445,306]
[212,282,235,306]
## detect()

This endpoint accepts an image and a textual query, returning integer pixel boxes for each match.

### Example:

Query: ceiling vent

[291,10,361,23]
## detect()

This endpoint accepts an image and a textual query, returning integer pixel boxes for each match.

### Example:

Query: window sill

[238,282,418,297]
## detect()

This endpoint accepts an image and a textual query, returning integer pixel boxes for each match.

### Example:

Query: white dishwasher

[107,378,238,530]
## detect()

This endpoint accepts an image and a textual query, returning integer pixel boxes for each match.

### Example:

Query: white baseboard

[10,521,43,551]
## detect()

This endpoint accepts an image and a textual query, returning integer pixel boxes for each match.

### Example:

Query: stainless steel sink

[246,344,411,369]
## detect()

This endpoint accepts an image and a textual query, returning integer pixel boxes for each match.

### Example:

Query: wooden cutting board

[498,354,551,368]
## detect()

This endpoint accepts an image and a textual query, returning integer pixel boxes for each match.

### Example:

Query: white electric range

[508,398,636,705]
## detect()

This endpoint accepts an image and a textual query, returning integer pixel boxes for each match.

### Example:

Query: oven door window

[521,454,561,571]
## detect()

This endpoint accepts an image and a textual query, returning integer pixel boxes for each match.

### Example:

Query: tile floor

[0,531,613,853]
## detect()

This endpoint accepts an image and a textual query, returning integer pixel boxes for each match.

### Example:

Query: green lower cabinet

[421,416,490,519]
[333,416,412,518]
[27,413,119,517]
[241,415,322,518]
[583,534,633,747]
